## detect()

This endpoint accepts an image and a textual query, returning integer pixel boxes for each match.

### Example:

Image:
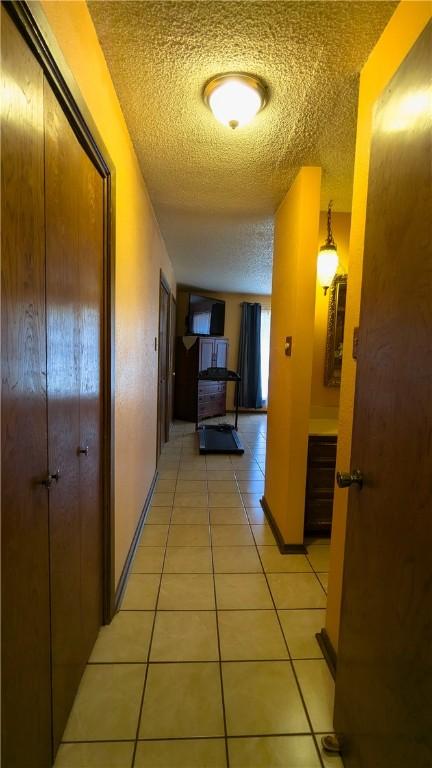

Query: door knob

[39,469,60,489]
[336,469,363,489]
[78,446,89,456]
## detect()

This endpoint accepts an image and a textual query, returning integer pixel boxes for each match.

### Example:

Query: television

[187,293,225,336]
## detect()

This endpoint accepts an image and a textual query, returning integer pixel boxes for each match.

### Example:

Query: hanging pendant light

[317,200,339,295]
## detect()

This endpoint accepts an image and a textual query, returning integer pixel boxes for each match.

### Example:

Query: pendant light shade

[318,201,339,295]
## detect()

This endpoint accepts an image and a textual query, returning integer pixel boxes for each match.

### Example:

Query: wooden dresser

[304,433,338,534]
[174,336,228,422]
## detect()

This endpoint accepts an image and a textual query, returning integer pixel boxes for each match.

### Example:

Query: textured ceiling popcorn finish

[88,1,396,294]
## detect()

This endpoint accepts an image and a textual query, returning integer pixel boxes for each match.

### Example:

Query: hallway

[55,415,342,768]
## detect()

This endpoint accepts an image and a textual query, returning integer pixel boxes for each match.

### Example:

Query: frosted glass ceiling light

[203,73,267,129]
[317,201,339,295]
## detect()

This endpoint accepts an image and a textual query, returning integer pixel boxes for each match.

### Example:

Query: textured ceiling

[88,0,396,294]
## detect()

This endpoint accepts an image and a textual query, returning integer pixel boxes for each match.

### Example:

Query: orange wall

[39,1,176,586]
[176,289,271,410]
[325,0,431,651]
[310,212,351,413]
[265,167,322,543]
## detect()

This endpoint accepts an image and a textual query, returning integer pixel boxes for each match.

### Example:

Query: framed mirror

[324,274,347,387]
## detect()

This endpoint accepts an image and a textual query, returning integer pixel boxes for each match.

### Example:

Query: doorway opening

[157,271,171,458]
[260,307,271,405]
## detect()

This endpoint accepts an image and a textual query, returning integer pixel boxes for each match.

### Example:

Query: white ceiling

[88,0,396,294]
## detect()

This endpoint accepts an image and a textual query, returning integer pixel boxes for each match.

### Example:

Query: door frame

[168,293,176,429]
[157,270,171,459]
[5,1,117,621]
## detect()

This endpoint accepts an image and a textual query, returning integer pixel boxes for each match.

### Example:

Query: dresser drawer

[198,382,226,396]
[306,466,336,494]
[198,392,226,420]
[308,438,337,464]
[304,435,337,535]
[304,498,334,531]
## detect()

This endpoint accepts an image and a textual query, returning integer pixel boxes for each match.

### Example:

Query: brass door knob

[336,469,363,489]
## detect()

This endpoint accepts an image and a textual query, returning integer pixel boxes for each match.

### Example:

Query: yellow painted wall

[325,1,431,651]
[176,289,271,410]
[310,212,351,414]
[265,167,322,544]
[39,0,176,586]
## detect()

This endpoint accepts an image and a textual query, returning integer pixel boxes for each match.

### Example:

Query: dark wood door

[77,131,104,677]
[199,337,214,371]
[167,294,176,428]
[214,338,228,367]
[157,278,170,456]
[1,9,52,766]
[334,24,432,768]
[45,81,104,751]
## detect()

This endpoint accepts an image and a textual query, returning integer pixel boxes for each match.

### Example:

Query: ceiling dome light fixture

[317,200,339,295]
[203,72,267,129]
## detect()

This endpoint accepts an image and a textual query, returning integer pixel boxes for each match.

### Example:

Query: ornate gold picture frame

[324,274,347,387]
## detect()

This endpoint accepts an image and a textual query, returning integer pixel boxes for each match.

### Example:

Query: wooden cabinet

[175,336,228,421]
[304,435,337,534]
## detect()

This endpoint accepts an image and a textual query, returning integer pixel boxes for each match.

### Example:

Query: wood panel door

[334,24,432,768]
[167,294,176,428]
[1,10,52,766]
[77,124,104,677]
[45,81,104,751]
[157,277,170,456]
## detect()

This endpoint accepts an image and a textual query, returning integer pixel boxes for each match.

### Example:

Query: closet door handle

[78,446,89,456]
[39,469,61,489]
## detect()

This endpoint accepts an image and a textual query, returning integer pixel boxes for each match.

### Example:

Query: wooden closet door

[1,9,52,766]
[45,80,82,750]
[44,81,104,750]
[158,280,170,455]
[167,294,176,428]
[78,142,104,666]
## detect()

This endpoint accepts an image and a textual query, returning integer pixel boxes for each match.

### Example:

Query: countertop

[308,418,338,436]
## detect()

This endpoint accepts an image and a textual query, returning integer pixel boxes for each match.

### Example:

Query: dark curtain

[237,302,263,408]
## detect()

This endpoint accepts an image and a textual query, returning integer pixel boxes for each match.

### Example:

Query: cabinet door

[214,338,228,368]
[1,10,52,766]
[199,337,214,371]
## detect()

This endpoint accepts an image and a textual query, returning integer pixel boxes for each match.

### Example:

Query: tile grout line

[61,729,324,745]
[306,552,330,597]
[87,655,329,665]
[253,541,326,768]
[208,469,231,768]
[229,443,325,766]
[130,472,175,768]
[121,606,327,612]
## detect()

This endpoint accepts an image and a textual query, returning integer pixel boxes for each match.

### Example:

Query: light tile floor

[55,414,344,768]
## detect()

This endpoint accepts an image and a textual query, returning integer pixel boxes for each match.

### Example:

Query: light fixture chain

[326,200,336,247]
